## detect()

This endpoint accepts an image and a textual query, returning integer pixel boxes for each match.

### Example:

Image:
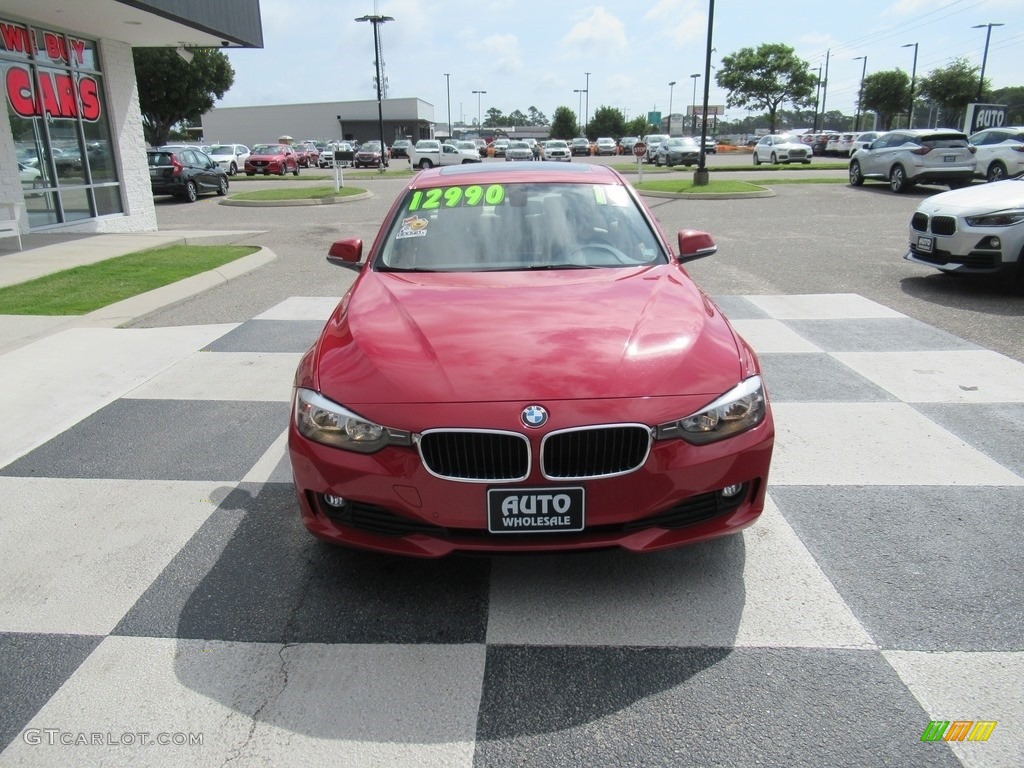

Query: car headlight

[964,209,1024,227]
[293,388,411,453]
[655,376,767,445]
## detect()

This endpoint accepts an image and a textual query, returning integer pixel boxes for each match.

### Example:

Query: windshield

[208,145,234,154]
[376,182,666,272]
[362,142,382,151]
[251,144,282,154]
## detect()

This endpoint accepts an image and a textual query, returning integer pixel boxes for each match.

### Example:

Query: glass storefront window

[2,19,123,228]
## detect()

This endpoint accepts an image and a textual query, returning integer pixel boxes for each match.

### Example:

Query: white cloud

[561,7,629,56]
[470,34,523,72]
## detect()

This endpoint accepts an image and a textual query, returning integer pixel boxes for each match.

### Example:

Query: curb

[221,190,374,207]
[638,188,776,200]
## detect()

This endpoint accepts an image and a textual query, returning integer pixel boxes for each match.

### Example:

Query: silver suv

[969,126,1024,183]
[848,129,976,193]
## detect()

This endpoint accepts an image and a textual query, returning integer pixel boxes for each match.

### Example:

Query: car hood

[315,267,742,405]
[249,153,285,160]
[920,178,1024,213]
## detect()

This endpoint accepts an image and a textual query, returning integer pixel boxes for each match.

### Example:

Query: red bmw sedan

[289,163,774,557]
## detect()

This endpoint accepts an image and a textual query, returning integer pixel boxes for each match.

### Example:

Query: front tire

[849,160,864,186]
[228,162,237,176]
[753,153,761,166]
[217,177,228,196]
[770,153,778,164]
[278,164,285,177]
[293,164,300,176]
[419,159,434,169]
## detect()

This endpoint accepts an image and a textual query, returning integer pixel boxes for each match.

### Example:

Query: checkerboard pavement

[0,293,1021,767]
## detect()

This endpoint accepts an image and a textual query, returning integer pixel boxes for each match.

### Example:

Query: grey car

[849,129,976,193]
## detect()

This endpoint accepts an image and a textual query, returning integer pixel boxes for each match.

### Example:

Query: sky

[215,0,1024,127]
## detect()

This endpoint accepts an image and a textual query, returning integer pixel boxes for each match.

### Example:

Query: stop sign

[632,142,647,157]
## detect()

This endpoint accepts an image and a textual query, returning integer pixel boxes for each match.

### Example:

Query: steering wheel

[565,241,631,265]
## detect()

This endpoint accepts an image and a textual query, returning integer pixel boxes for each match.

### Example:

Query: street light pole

[444,73,451,140]
[689,73,700,135]
[584,72,590,136]
[355,13,394,171]
[574,89,584,135]
[853,55,867,132]
[972,23,1004,101]
[472,89,486,129]
[667,81,676,135]
[811,66,822,132]
[901,43,918,129]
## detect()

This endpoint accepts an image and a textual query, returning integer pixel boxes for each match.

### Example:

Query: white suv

[969,126,1024,183]
[848,129,977,193]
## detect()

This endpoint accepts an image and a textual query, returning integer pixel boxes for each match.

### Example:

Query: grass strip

[0,245,259,315]
[635,179,769,194]
[228,185,367,201]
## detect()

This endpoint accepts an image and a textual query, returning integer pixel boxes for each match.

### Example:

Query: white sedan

[905,177,1024,288]
[752,134,812,165]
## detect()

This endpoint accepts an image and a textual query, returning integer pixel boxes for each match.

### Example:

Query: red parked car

[288,163,775,557]
[244,143,300,176]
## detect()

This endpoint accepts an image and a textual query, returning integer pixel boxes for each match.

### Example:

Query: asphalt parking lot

[3,161,1021,766]
[141,160,1024,365]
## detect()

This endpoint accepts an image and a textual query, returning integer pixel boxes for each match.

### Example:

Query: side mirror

[676,230,717,263]
[327,238,364,269]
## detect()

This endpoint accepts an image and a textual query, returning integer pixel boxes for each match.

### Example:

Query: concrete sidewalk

[0,229,271,355]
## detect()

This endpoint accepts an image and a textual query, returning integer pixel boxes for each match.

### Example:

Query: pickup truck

[407,139,481,169]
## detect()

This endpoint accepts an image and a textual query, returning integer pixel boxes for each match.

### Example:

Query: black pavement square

[772,485,1024,651]
[202,319,326,353]
[0,632,103,750]
[784,318,981,353]
[473,646,961,768]
[0,400,288,481]
[758,353,898,402]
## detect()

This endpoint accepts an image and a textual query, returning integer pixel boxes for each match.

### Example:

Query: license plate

[487,487,584,533]
[943,155,956,163]
[917,235,934,253]
[149,168,160,178]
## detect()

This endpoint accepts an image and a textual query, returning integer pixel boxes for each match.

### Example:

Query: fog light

[323,494,347,508]
[721,484,743,498]
[988,236,1001,249]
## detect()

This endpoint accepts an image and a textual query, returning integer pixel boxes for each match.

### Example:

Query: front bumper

[288,409,774,558]
[905,224,1020,275]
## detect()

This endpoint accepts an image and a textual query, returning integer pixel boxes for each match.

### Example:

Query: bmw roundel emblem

[521,405,548,428]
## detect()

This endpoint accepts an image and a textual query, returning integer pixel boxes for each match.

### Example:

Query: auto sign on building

[964,103,1008,134]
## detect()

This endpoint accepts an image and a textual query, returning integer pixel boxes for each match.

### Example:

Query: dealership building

[0,1,262,240]
[201,98,437,149]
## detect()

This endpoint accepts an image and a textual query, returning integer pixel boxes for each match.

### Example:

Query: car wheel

[770,153,778,164]
[753,153,761,166]
[986,162,1007,183]
[184,180,198,203]
[849,160,864,186]
[217,177,228,196]
[293,164,300,176]
[278,164,285,176]
[889,165,908,193]
[655,155,662,167]
[228,162,237,176]
[419,159,433,169]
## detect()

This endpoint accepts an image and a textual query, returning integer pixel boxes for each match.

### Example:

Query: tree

[989,86,1024,124]
[625,115,648,138]
[587,105,626,140]
[715,43,817,134]
[861,69,910,130]
[918,58,980,130]
[483,106,505,128]
[507,109,528,127]
[527,106,548,126]
[549,106,577,140]
[133,47,234,147]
